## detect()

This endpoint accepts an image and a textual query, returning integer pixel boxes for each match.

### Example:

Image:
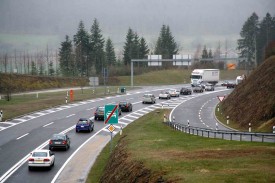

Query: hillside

[221,56,275,131]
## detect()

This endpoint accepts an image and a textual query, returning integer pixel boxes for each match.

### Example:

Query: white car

[168,89,179,97]
[28,149,55,170]
[159,91,171,99]
[142,94,156,104]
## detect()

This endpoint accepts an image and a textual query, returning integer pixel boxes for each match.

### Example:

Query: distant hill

[222,56,275,131]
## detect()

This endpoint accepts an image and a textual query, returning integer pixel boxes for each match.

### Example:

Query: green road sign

[104,104,118,124]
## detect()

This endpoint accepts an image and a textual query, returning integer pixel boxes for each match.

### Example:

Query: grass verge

[87,109,275,183]
[0,86,135,121]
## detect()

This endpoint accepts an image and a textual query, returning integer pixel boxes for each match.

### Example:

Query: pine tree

[48,61,55,76]
[139,37,150,59]
[154,25,178,59]
[237,12,259,67]
[123,28,135,65]
[208,49,213,58]
[90,18,105,75]
[73,20,90,77]
[257,13,275,65]
[201,45,208,59]
[59,35,75,77]
[105,38,116,66]
[132,32,140,59]
[31,61,38,75]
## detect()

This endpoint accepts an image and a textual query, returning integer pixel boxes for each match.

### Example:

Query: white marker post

[249,123,251,132]
[227,116,229,124]
[120,125,123,135]
[216,122,218,131]
[273,126,275,134]
[172,116,175,123]
[0,110,3,122]
[163,114,166,123]
[65,97,68,104]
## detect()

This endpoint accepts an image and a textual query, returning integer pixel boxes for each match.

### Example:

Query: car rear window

[52,134,65,140]
[78,120,88,124]
[32,152,47,157]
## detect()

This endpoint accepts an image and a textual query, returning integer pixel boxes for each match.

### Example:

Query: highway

[0,85,231,183]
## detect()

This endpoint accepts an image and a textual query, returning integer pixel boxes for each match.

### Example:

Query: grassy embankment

[0,69,244,121]
[87,109,275,183]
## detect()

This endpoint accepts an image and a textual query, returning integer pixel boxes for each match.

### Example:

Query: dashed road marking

[16,133,29,140]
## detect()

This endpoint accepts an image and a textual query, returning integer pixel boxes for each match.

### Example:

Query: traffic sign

[107,125,116,133]
[217,96,225,102]
[104,105,118,124]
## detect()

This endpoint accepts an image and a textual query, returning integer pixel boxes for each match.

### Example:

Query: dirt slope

[221,56,275,130]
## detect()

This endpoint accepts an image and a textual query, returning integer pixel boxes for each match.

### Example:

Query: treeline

[237,12,275,67]
[59,20,178,77]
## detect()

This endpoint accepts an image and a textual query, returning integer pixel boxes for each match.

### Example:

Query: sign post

[105,104,119,153]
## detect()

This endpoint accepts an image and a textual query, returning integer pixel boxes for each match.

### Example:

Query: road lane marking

[16,133,29,140]
[86,107,95,110]
[66,114,75,118]
[43,122,54,127]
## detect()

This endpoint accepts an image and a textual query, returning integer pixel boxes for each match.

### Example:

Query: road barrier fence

[164,121,275,143]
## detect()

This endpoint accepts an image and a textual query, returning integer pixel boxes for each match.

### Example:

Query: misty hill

[222,56,275,131]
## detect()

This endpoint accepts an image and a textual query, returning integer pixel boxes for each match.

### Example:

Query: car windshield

[52,134,65,140]
[143,95,151,98]
[32,152,47,157]
[191,75,201,79]
[119,102,127,105]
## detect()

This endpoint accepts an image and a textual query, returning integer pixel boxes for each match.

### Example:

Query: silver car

[142,94,156,104]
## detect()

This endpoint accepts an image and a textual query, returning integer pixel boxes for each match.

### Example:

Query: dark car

[221,80,230,86]
[49,134,70,151]
[226,82,236,88]
[193,85,204,93]
[94,106,105,120]
[180,87,192,95]
[119,101,133,112]
[75,118,94,132]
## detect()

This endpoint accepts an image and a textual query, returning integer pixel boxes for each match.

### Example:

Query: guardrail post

[249,123,251,132]
[0,110,3,122]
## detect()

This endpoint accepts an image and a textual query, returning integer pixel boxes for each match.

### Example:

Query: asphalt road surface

[0,84,232,183]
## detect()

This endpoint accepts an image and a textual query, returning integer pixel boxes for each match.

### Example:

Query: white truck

[236,75,244,85]
[190,69,220,86]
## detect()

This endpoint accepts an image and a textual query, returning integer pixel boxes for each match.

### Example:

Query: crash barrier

[164,122,275,143]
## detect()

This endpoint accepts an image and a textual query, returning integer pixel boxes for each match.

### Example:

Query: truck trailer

[190,69,220,86]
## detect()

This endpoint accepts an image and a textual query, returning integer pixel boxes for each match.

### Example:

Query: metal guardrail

[164,122,275,143]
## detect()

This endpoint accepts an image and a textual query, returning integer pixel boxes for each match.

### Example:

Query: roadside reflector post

[0,110,3,122]
[172,116,175,123]
[273,126,275,134]
[66,91,69,97]
[227,116,229,124]
[217,104,219,112]
[120,125,123,135]
[216,122,219,131]
[36,93,39,98]
[107,87,110,94]
[249,123,251,132]
[163,114,166,123]
[65,97,68,104]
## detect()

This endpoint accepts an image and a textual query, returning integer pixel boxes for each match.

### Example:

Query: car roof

[32,149,50,153]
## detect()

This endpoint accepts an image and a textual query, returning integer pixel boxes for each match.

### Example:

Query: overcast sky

[0,0,274,53]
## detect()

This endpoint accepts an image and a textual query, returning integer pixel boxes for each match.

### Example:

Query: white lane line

[131,112,143,116]
[86,107,95,111]
[12,118,27,122]
[16,133,29,140]
[126,115,139,119]
[132,101,142,105]
[43,122,54,127]
[118,121,128,125]
[126,98,134,101]
[66,114,75,118]
[0,122,16,125]
[120,118,133,122]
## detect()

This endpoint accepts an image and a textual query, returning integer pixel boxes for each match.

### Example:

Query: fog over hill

[0,0,274,53]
